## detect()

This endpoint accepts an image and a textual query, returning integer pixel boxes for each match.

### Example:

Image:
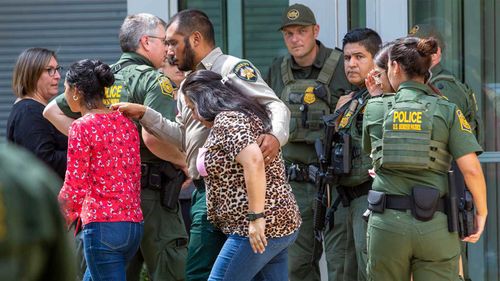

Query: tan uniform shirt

[140,47,290,178]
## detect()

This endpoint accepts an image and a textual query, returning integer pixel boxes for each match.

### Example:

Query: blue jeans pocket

[99,223,132,250]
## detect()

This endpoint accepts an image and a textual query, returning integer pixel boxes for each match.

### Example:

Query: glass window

[349,0,366,29]
[408,0,463,79]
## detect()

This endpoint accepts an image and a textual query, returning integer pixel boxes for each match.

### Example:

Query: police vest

[280,50,341,143]
[105,62,155,105]
[372,92,452,173]
[336,90,373,187]
[430,73,481,142]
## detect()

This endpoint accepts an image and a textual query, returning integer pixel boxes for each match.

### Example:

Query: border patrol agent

[265,4,351,281]
[409,24,482,145]
[410,24,483,281]
[0,143,76,281]
[362,37,487,281]
[325,28,381,281]
[123,10,291,281]
[43,14,188,281]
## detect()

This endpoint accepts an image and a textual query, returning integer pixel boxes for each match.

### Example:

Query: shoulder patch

[456,109,472,133]
[233,61,258,82]
[158,76,174,97]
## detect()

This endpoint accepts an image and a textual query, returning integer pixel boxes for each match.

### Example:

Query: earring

[73,95,79,101]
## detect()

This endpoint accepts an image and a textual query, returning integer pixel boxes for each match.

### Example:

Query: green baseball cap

[408,24,444,48]
[280,3,316,30]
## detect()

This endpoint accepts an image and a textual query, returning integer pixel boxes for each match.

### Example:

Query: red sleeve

[57,120,91,226]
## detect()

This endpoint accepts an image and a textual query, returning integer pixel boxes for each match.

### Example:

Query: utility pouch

[148,166,163,191]
[159,164,186,210]
[332,133,352,175]
[411,186,440,221]
[367,190,386,213]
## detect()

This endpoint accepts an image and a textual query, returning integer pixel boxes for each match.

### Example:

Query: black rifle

[310,91,366,263]
[310,114,337,263]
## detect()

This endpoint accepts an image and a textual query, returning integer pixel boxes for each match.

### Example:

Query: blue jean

[208,231,298,281]
[82,221,144,281]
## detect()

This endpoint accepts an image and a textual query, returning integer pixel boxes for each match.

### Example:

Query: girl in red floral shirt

[58,59,143,281]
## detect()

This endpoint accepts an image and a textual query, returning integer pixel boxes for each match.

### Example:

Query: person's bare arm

[236,143,267,254]
[43,99,75,136]
[456,153,487,243]
[142,128,186,168]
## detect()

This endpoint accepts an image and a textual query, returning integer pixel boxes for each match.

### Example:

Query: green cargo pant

[289,181,348,281]
[186,188,226,281]
[324,188,367,281]
[288,181,321,281]
[324,187,355,281]
[367,209,460,281]
[140,188,189,281]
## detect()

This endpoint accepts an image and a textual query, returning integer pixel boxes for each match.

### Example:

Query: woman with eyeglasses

[7,47,67,179]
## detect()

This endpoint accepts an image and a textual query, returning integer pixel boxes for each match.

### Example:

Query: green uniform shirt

[55,52,177,163]
[362,94,394,156]
[265,40,351,165]
[0,143,75,280]
[431,63,482,143]
[363,81,482,196]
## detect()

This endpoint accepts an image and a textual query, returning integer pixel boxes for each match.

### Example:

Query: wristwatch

[246,212,265,221]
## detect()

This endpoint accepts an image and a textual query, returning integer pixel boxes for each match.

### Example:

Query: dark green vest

[336,89,373,187]
[372,90,452,173]
[280,51,340,144]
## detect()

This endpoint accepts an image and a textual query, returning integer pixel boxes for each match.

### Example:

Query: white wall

[291,0,348,49]
[366,0,408,43]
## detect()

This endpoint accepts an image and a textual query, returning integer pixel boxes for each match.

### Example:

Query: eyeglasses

[45,65,62,77]
[373,70,386,85]
[147,35,168,46]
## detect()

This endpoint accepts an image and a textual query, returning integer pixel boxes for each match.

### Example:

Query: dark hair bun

[94,61,115,87]
[416,37,438,57]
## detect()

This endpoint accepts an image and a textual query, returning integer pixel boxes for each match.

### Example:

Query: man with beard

[43,13,188,281]
[127,9,291,281]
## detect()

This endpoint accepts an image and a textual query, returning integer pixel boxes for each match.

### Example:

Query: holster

[411,186,440,221]
[458,190,475,238]
[141,162,185,210]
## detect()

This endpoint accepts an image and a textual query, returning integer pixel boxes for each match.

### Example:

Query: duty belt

[336,180,372,207]
[383,194,446,213]
[141,162,165,190]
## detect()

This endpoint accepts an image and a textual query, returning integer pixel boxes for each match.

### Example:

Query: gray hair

[119,13,167,52]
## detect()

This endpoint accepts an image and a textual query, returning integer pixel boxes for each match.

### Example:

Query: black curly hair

[65,59,114,110]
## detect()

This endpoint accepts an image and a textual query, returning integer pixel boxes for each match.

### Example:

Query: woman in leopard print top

[183,70,301,280]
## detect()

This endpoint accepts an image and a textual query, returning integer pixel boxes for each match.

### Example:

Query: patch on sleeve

[158,76,174,97]
[233,61,258,82]
[456,109,472,133]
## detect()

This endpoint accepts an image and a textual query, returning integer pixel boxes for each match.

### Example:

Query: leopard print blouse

[203,111,301,238]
